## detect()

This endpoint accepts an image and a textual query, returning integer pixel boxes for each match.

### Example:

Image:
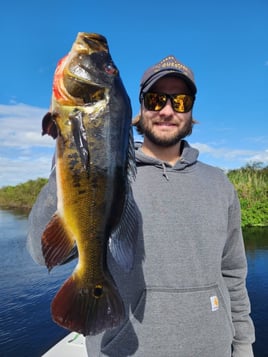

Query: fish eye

[104,62,118,75]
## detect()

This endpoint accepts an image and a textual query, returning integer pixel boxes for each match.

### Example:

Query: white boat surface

[42,332,87,356]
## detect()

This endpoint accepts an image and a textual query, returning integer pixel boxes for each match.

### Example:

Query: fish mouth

[62,33,111,103]
[76,33,109,53]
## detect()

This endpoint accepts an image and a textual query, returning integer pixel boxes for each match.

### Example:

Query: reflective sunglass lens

[172,94,194,113]
[143,92,194,113]
[144,93,164,111]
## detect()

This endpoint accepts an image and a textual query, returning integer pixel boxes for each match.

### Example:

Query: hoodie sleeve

[27,168,57,265]
[232,342,254,357]
[221,188,255,352]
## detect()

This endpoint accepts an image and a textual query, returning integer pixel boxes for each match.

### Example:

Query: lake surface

[0,209,267,356]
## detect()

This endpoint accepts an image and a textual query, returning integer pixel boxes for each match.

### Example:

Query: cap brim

[141,70,197,95]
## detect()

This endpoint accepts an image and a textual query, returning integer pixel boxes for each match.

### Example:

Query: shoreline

[1,165,268,228]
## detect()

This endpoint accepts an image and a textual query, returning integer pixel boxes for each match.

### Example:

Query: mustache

[138,116,194,147]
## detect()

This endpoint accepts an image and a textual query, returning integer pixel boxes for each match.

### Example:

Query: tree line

[0,163,267,227]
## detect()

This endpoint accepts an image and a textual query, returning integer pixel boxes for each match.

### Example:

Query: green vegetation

[0,178,48,212]
[228,163,268,227]
[0,162,267,227]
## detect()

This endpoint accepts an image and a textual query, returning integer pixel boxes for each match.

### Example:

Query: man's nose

[159,99,174,115]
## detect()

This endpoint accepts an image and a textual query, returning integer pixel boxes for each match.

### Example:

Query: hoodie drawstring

[161,162,169,181]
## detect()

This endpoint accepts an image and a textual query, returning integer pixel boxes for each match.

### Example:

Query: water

[0,210,267,357]
[244,227,268,356]
[0,209,75,357]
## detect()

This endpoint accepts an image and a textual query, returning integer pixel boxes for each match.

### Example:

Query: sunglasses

[140,92,195,113]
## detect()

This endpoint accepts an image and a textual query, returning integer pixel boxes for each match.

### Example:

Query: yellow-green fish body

[41,33,137,336]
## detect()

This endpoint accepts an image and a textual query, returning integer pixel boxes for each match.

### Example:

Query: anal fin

[42,213,76,271]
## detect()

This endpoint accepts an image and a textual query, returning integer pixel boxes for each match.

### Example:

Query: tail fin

[51,273,125,336]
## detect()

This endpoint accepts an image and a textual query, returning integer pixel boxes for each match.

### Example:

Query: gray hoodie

[27,141,255,356]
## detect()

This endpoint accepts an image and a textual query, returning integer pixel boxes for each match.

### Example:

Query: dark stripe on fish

[70,109,90,175]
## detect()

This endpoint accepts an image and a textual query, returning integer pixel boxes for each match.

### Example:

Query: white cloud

[1,103,268,187]
[244,135,268,145]
[192,142,268,166]
[0,155,53,187]
[245,149,268,164]
[0,103,54,149]
[0,103,54,187]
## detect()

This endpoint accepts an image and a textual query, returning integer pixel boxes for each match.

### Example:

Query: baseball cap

[139,55,197,98]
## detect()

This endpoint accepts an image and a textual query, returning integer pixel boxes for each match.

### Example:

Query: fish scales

[41,32,138,336]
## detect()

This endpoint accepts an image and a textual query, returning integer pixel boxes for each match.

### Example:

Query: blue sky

[1,0,268,187]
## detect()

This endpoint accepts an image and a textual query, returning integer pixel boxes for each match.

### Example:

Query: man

[27,55,255,356]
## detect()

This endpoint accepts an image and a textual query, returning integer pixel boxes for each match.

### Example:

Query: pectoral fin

[42,111,58,139]
[42,212,76,271]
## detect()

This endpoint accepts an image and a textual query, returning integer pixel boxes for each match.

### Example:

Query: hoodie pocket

[101,284,234,357]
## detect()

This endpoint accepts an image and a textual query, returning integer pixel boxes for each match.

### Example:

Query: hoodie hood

[134,140,199,171]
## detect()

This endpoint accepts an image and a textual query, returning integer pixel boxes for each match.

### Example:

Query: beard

[138,116,193,147]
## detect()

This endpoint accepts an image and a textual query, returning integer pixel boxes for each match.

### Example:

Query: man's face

[140,76,194,147]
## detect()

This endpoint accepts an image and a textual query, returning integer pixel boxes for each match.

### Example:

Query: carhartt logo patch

[210,295,219,311]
